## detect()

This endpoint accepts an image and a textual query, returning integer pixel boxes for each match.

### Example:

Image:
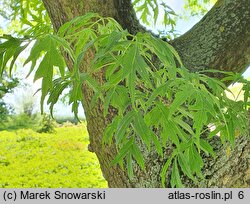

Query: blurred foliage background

[0,124,107,188]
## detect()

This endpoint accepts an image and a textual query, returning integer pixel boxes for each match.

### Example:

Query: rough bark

[172,0,250,76]
[42,0,250,187]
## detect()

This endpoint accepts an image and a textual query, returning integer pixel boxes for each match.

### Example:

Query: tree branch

[42,0,145,34]
[172,0,250,76]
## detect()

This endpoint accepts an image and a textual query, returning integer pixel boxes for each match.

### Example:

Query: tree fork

[42,0,250,187]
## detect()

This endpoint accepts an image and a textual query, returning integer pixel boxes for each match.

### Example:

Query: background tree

[0,0,249,187]
[0,72,19,125]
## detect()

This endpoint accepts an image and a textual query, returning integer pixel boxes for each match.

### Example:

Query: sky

[2,0,250,118]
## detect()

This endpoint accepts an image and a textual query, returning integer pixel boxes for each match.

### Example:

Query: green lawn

[0,124,107,188]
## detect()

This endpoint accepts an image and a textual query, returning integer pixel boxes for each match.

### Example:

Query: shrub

[37,114,56,133]
[0,113,40,131]
[0,126,107,188]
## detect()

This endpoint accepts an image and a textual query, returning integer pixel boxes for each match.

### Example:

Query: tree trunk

[42,0,250,187]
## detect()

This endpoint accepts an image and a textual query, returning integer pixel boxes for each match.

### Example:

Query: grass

[0,124,108,188]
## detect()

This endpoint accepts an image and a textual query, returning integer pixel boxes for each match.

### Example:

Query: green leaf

[69,81,83,120]
[131,143,145,170]
[34,53,54,112]
[208,125,222,138]
[243,82,250,109]
[31,35,66,112]
[153,6,159,25]
[135,54,152,88]
[169,86,194,115]
[174,117,195,136]
[103,87,115,116]
[50,34,75,61]
[0,51,4,75]
[165,120,180,147]
[150,132,163,156]
[105,59,122,81]
[132,0,141,5]
[98,30,123,51]
[115,111,135,144]
[161,124,170,145]
[103,116,121,145]
[145,106,162,126]
[75,40,95,71]
[188,144,204,177]
[108,44,136,86]
[128,69,136,108]
[178,152,196,181]
[227,117,235,148]
[24,36,50,76]
[110,86,130,113]
[126,152,134,179]
[112,138,134,165]
[160,156,173,187]
[9,43,29,75]
[178,141,191,152]
[199,139,216,158]
[124,45,137,107]
[146,84,168,110]
[58,13,98,36]
[157,103,180,146]
[157,102,170,119]
[171,158,183,188]
[133,112,151,148]
[80,73,101,95]
[47,78,70,116]
[165,43,183,67]
[0,36,22,75]
[145,35,176,67]
[108,68,124,85]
